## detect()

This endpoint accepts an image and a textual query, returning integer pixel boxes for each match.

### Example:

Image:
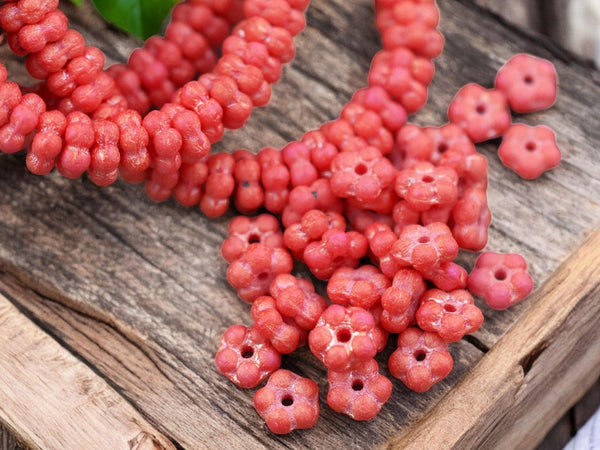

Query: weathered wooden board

[0,293,174,449]
[0,0,598,448]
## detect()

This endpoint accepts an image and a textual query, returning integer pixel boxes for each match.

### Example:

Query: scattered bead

[388,327,453,392]
[467,251,534,310]
[327,265,390,309]
[497,123,561,180]
[215,324,281,388]
[495,53,558,113]
[327,359,393,421]
[254,369,320,434]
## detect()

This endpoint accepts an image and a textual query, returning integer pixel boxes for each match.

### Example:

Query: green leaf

[91,0,179,40]
[71,0,82,6]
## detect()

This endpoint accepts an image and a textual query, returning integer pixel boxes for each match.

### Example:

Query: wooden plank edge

[0,293,176,450]
[384,226,600,449]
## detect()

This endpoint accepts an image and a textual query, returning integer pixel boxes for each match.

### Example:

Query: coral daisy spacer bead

[497,123,561,180]
[495,53,558,113]
[467,251,534,310]
[447,83,511,143]
[253,369,320,434]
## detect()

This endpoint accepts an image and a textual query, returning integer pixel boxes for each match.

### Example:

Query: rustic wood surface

[387,228,600,449]
[0,0,598,449]
[0,293,174,450]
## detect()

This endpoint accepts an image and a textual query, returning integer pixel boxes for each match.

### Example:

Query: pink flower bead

[498,124,561,180]
[226,243,293,302]
[221,214,284,263]
[388,327,453,393]
[327,359,393,421]
[394,161,458,212]
[215,324,281,388]
[309,305,380,372]
[327,265,391,309]
[447,83,511,143]
[416,289,484,342]
[269,274,328,330]
[495,53,558,113]
[254,369,320,434]
[467,251,534,309]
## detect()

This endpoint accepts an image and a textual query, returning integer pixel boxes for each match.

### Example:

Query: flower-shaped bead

[226,243,293,302]
[251,296,301,354]
[350,86,407,133]
[416,289,484,342]
[395,161,458,212]
[327,265,391,309]
[283,209,346,260]
[495,53,557,113]
[391,222,459,273]
[451,185,491,251]
[221,214,283,263]
[327,359,393,421]
[467,252,534,310]
[254,369,320,434]
[330,146,397,203]
[423,123,476,165]
[304,229,368,280]
[281,178,344,227]
[447,83,511,143]
[388,327,453,392]
[309,305,380,372]
[498,124,561,180]
[215,324,281,388]
[270,274,328,330]
[380,268,426,333]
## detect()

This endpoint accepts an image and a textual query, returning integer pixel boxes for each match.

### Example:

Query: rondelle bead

[221,214,284,263]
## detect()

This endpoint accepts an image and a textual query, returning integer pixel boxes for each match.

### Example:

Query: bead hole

[524,75,534,84]
[258,272,269,281]
[525,141,536,151]
[355,164,368,175]
[444,304,457,312]
[422,175,435,183]
[352,380,364,391]
[337,329,352,343]
[248,233,260,243]
[438,143,448,153]
[281,396,294,406]
[241,347,254,359]
[494,269,507,280]
[414,350,427,362]
[418,236,430,244]
[475,104,487,114]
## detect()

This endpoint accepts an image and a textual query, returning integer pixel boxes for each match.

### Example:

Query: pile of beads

[0,0,560,435]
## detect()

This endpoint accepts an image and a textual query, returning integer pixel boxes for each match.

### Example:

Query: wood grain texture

[386,228,600,449]
[0,293,175,450]
[471,0,542,32]
[0,424,22,450]
[0,0,598,448]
